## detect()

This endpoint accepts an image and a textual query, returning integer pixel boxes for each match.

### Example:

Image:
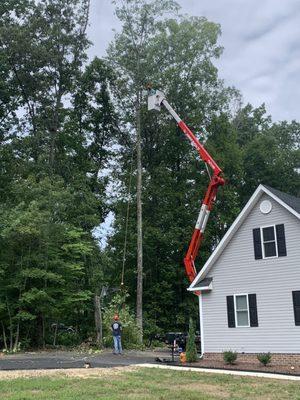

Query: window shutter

[276,224,287,257]
[292,291,300,326]
[252,228,262,259]
[248,294,258,327]
[226,296,235,328]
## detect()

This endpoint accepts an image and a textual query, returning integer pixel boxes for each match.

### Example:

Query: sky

[87,0,300,122]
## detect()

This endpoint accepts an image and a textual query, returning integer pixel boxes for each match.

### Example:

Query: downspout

[199,293,204,358]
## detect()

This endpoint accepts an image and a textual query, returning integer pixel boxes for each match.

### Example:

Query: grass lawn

[0,367,300,400]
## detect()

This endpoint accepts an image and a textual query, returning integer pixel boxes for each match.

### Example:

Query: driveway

[0,349,170,370]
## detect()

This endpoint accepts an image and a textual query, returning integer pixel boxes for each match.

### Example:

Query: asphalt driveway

[0,349,170,370]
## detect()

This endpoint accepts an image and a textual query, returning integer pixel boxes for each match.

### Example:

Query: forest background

[0,0,299,351]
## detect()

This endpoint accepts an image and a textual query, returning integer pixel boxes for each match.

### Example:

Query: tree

[108,10,241,335]
[234,105,300,202]
[0,177,96,348]
[0,0,91,173]
[0,0,118,348]
[186,317,197,362]
[108,0,180,343]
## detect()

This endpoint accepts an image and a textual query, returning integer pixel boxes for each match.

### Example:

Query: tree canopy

[0,0,299,350]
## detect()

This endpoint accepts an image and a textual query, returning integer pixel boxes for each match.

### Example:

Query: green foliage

[257,352,272,366]
[102,292,142,349]
[0,0,300,352]
[223,350,238,365]
[57,332,81,347]
[186,318,198,363]
[0,0,118,350]
[107,0,243,331]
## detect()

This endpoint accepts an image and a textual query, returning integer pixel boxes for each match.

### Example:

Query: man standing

[111,314,122,354]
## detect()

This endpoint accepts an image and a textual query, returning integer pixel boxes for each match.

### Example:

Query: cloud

[87,0,300,122]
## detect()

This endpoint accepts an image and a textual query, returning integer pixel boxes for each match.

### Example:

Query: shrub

[223,350,237,365]
[257,352,272,366]
[186,318,198,363]
[57,332,81,347]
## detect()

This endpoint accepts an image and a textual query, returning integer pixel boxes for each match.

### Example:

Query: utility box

[147,90,165,111]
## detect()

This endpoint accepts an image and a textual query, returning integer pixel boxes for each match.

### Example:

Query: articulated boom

[148,90,225,287]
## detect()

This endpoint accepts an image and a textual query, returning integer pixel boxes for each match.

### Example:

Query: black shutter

[248,294,258,327]
[253,228,262,259]
[226,296,235,328]
[276,224,287,257]
[292,291,300,326]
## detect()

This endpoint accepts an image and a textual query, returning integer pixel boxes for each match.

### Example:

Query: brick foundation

[204,352,300,366]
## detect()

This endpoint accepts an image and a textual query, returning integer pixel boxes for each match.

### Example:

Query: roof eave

[187,284,212,292]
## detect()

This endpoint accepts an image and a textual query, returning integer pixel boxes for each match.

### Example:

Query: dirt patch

[0,366,136,380]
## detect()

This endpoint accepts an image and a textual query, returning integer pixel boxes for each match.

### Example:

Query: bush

[186,318,198,363]
[223,350,237,365]
[257,352,272,366]
[57,332,81,347]
[103,291,141,349]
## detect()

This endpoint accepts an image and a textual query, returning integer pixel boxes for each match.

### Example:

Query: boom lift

[148,89,225,288]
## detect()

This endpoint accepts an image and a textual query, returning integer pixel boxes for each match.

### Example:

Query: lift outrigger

[148,89,225,287]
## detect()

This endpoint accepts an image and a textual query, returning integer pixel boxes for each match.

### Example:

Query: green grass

[0,368,300,400]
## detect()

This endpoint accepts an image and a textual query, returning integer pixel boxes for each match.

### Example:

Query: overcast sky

[87,0,300,122]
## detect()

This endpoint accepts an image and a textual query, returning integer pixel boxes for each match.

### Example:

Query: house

[188,184,300,364]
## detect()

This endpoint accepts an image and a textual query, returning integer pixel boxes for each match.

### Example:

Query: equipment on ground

[148,89,225,287]
[165,331,201,353]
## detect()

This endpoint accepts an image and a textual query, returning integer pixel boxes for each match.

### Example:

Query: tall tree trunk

[6,299,13,351]
[94,293,103,347]
[53,321,58,346]
[136,92,143,343]
[1,322,8,350]
[13,321,20,352]
[42,315,45,349]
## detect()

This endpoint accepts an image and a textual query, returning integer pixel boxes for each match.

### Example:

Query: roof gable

[189,184,300,291]
[263,185,300,214]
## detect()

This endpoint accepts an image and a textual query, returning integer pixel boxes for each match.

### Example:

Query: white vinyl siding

[201,193,300,354]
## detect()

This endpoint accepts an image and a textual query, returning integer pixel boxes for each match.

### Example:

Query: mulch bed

[158,358,300,376]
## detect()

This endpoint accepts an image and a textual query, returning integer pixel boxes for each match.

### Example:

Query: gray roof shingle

[263,185,300,214]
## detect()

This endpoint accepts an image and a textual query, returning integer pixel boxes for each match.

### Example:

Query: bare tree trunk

[13,321,20,352]
[42,315,45,349]
[94,294,103,348]
[1,322,8,350]
[6,299,13,351]
[136,92,143,343]
[53,322,58,346]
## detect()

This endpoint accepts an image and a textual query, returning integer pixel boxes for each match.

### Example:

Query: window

[234,295,249,327]
[252,224,287,260]
[261,226,277,258]
[292,291,300,326]
[226,294,258,328]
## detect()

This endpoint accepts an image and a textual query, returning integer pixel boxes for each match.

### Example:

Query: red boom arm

[178,120,225,284]
[148,90,225,288]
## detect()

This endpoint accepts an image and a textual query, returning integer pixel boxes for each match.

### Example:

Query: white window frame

[260,224,278,259]
[234,294,250,328]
